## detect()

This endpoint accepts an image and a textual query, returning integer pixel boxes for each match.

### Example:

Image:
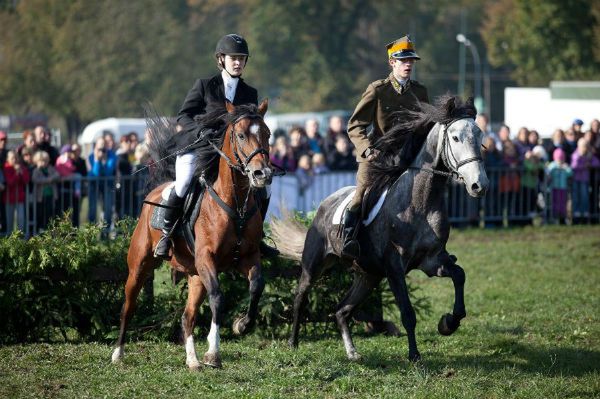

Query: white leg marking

[185,335,200,368]
[111,346,124,363]
[206,322,220,354]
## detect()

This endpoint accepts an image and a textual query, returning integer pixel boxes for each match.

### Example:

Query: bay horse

[272,96,488,362]
[111,100,273,370]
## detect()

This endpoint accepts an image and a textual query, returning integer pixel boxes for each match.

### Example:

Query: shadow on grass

[361,337,600,378]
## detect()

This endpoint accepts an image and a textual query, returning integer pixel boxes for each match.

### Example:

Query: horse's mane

[145,103,263,191]
[365,94,477,194]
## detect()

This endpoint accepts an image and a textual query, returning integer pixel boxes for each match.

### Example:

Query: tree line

[0,0,598,136]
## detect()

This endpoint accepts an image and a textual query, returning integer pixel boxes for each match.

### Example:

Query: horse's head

[438,117,489,198]
[224,100,273,188]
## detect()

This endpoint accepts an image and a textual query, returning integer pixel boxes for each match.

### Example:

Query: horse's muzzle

[249,167,273,187]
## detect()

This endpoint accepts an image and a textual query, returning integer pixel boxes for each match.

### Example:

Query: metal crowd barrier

[1,167,598,237]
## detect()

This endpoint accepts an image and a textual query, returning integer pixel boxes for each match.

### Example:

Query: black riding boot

[154,190,184,260]
[341,208,361,259]
[258,191,279,258]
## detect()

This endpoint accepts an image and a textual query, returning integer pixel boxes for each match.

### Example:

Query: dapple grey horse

[272,96,488,362]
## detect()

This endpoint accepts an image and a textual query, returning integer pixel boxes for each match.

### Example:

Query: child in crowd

[311,153,330,174]
[546,148,572,224]
[31,151,60,231]
[295,154,313,192]
[3,150,30,233]
[570,138,600,223]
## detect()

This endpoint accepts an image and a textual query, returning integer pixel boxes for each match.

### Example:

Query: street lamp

[456,33,483,112]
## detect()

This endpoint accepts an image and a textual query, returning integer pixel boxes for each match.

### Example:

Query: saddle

[150,178,205,256]
[150,177,261,257]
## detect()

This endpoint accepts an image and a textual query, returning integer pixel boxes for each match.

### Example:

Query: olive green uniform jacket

[347,72,429,162]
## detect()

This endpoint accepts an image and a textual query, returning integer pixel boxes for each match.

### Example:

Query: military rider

[342,35,429,259]
[154,33,279,260]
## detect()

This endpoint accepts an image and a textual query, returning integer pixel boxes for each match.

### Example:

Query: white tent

[78,117,147,155]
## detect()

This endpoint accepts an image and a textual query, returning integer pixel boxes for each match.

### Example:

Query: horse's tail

[270,209,308,262]
[144,103,177,191]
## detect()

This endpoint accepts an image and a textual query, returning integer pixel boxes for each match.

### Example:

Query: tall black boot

[258,191,279,258]
[154,190,184,260]
[341,208,360,259]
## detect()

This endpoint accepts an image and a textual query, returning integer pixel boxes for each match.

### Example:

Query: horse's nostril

[253,170,264,177]
[471,183,480,192]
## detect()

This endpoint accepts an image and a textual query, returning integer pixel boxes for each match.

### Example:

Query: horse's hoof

[232,316,249,336]
[347,351,362,362]
[187,360,201,371]
[438,313,461,336]
[203,352,222,368]
[111,347,123,364]
[408,351,421,363]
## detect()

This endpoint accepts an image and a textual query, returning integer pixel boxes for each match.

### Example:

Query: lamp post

[456,33,483,112]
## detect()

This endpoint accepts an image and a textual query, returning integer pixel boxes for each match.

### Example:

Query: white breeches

[175,152,198,198]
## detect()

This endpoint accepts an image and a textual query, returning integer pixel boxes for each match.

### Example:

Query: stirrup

[154,234,173,260]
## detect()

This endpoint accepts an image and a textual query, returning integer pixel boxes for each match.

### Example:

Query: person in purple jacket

[571,138,600,223]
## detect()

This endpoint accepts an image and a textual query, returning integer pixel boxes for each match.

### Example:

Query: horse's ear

[258,98,268,116]
[225,101,235,114]
[444,96,457,116]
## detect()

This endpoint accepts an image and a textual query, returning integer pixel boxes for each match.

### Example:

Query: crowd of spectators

[1,113,599,236]
[0,126,150,236]
[461,115,600,225]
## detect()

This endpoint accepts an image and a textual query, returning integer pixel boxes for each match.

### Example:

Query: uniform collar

[388,72,410,94]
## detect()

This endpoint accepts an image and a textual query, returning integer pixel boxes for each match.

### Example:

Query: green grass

[1,226,599,398]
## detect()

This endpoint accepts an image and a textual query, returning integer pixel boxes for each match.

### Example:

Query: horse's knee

[335,305,352,325]
[249,274,265,296]
[452,265,466,286]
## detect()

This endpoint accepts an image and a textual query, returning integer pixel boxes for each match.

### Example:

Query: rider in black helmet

[154,34,279,260]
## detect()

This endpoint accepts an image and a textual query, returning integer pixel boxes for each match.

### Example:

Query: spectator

[496,124,511,152]
[305,118,324,155]
[312,153,330,174]
[33,126,59,165]
[31,151,60,232]
[544,129,565,161]
[127,132,140,164]
[476,113,500,149]
[55,144,82,227]
[16,130,36,158]
[572,118,584,139]
[513,127,529,161]
[571,138,600,223]
[87,138,117,228]
[546,148,572,224]
[499,140,521,224]
[20,147,36,236]
[324,115,347,156]
[522,148,545,222]
[481,136,502,226]
[563,129,578,164]
[270,136,296,172]
[0,131,7,235]
[116,135,133,218]
[3,150,30,233]
[288,126,309,161]
[103,130,117,153]
[295,154,313,192]
[0,130,8,166]
[328,136,357,171]
[132,143,151,215]
[527,130,540,150]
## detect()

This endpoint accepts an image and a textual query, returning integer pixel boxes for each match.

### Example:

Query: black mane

[365,95,477,194]
[145,103,264,191]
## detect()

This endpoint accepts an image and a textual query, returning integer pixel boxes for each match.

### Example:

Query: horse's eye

[237,132,245,140]
[452,136,459,142]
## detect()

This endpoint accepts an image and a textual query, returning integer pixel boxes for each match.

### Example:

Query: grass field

[1,226,599,398]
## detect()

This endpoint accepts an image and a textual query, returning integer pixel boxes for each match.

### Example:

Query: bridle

[409,117,482,181]
[207,113,270,176]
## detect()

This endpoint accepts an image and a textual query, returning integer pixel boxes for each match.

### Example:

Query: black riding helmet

[215,34,249,57]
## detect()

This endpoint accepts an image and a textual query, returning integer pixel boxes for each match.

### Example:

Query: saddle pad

[332,188,388,227]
